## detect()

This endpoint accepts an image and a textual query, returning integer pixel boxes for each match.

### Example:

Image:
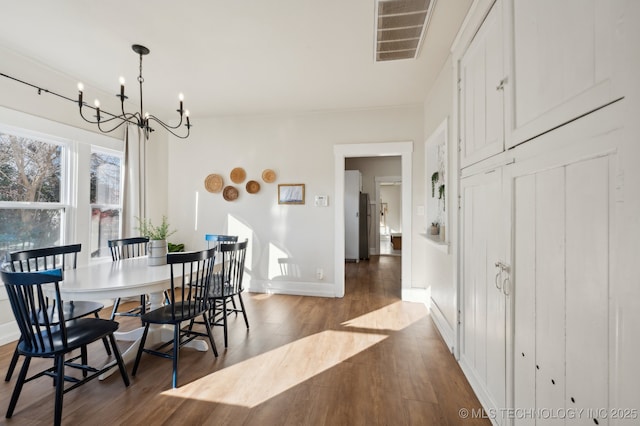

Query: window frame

[89,145,125,259]
[0,107,125,268]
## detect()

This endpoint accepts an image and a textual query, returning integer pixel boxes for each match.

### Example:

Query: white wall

[165,106,424,296]
[422,55,456,336]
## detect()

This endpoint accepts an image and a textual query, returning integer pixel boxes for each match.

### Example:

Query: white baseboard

[429,298,456,354]
[0,320,19,346]
[458,356,500,426]
[248,280,337,298]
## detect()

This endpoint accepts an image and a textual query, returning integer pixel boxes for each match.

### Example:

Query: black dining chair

[207,240,249,348]
[204,234,250,334]
[108,237,150,320]
[132,248,218,388]
[5,244,110,382]
[1,268,130,426]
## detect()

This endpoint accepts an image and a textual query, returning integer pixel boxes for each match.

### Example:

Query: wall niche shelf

[425,117,448,249]
[421,232,449,253]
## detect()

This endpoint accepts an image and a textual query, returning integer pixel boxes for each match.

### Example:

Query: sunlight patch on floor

[341,300,428,331]
[163,329,386,407]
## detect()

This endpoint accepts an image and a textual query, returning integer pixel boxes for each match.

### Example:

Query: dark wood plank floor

[0,255,489,425]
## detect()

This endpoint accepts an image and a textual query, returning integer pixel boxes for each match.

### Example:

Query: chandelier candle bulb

[77,82,84,105]
[119,76,125,98]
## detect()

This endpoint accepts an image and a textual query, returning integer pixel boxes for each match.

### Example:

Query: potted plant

[430,222,440,235]
[136,216,176,266]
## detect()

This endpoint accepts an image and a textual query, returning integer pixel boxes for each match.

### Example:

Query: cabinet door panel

[510,0,619,146]
[460,170,506,415]
[565,156,609,424]
[513,174,536,426]
[534,167,566,425]
[460,0,504,167]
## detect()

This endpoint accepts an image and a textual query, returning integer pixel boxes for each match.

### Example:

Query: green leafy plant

[438,184,445,210]
[136,215,176,241]
[431,172,439,197]
[168,242,185,252]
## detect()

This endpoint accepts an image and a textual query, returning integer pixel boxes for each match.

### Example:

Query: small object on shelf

[430,222,440,235]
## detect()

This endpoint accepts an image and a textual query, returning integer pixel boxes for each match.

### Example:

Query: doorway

[376,176,402,256]
[333,142,413,298]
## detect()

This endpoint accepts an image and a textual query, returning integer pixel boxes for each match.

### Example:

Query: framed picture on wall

[278,184,305,205]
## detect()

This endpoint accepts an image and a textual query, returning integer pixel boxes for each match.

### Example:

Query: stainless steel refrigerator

[345,170,370,261]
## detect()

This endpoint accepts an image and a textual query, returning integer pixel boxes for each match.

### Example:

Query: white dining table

[57,256,209,379]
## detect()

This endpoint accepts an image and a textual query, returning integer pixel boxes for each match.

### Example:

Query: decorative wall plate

[222,186,239,201]
[262,169,276,183]
[246,180,260,194]
[230,167,246,184]
[204,174,223,193]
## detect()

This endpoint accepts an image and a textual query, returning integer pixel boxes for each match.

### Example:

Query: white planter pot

[148,239,167,266]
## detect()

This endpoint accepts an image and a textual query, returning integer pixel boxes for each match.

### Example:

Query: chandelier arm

[147,116,191,139]
[96,116,137,134]
[147,113,183,130]
[79,102,140,126]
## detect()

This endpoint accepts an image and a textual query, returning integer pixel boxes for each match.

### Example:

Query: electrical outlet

[316,268,324,280]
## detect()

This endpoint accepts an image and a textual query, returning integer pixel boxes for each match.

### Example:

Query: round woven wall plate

[230,167,246,184]
[223,186,239,201]
[262,169,276,183]
[204,174,223,193]
[246,180,260,194]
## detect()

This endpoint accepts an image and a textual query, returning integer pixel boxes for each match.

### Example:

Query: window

[90,149,123,258]
[0,129,67,259]
[0,109,126,268]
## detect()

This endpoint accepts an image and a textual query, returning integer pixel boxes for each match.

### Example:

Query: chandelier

[77,44,191,139]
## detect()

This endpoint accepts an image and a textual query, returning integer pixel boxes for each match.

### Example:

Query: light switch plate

[315,195,328,207]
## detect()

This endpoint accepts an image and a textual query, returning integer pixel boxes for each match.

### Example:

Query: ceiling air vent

[375,0,435,62]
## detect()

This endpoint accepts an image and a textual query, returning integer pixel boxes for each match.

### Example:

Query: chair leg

[95,313,112,356]
[54,354,65,426]
[202,312,218,357]
[172,324,180,388]
[222,298,229,348]
[110,298,121,320]
[132,324,150,377]
[4,344,21,381]
[108,334,130,387]
[237,293,250,329]
[139,295,146,325]
[81,346,88,378]
[6,356,30,418]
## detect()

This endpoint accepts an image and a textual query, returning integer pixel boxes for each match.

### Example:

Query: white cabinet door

[511,154,612,426]
[509,0,621,147]
[460,167,508,421]
[460,0,505,168]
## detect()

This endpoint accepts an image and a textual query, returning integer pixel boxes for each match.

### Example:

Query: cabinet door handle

[503,276,511,296]
[495,269,502,290]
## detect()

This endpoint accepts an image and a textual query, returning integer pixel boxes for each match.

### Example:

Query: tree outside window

[0,131,64,259]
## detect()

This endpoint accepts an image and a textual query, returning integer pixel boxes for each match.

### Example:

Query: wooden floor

[0,256,488,425]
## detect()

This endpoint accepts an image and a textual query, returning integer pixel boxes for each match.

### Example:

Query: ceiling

[0,0,471,119]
